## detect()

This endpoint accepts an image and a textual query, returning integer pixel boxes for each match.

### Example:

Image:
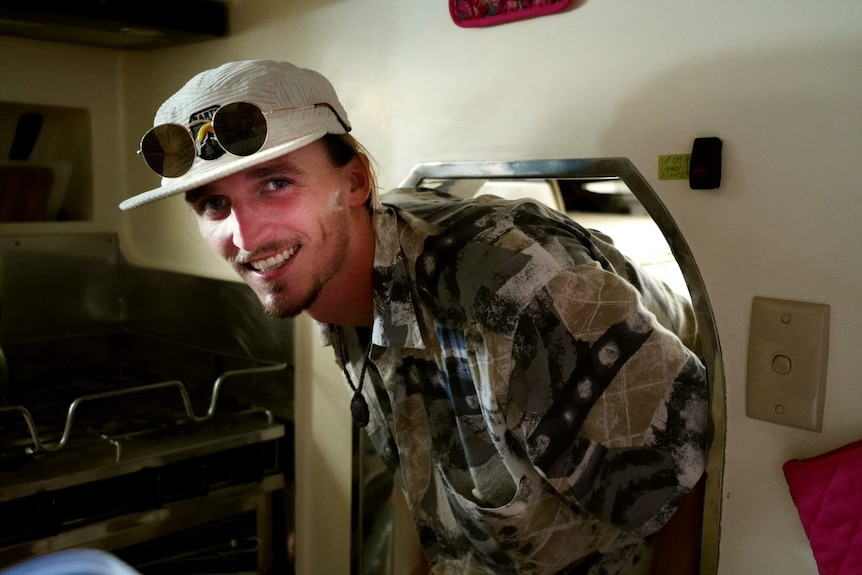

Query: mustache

[231,240,295,267]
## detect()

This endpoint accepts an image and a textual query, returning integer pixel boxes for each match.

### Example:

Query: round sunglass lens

[140,124,195,178]
[214,102,267,157]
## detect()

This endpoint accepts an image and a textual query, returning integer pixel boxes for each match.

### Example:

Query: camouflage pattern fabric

[323,189,708,574]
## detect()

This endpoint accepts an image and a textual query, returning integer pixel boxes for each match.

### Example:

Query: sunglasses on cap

[137,101,348,178]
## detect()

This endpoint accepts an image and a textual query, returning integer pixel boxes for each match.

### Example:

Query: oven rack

[0,362,287,457]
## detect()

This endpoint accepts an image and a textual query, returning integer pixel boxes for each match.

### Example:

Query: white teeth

[250,246,297,272]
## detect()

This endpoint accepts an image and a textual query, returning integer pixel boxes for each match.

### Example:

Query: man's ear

[346,154,371,208]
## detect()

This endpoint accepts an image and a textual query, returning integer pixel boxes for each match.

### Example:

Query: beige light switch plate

[746,297,830,431]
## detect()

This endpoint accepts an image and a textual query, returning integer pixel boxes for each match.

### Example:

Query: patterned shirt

[324,189,708,574]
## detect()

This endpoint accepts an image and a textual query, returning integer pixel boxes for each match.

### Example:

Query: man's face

[185,140,366,319]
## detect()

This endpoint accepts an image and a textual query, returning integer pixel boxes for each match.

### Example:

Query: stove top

[0,330,289,503]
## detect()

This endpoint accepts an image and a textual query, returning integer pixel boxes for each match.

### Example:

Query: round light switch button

[772,354,792,375]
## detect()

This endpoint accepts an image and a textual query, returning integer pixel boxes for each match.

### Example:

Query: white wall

[3,0,860,573]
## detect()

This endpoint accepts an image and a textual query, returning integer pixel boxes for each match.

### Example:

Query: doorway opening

[353,158,725,574]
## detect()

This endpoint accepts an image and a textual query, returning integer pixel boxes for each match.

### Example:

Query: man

[121,60,708,574]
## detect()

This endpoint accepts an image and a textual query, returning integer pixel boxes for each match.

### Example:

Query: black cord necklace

[335,327,373,427]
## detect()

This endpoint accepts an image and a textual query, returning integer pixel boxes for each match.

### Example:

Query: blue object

[0,549,140,575]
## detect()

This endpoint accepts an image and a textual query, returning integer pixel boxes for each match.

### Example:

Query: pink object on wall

[450,0,577,28]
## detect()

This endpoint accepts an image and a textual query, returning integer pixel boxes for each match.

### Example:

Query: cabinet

[0,102,93,223]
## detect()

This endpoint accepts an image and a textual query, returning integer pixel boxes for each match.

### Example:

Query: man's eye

[198,196,229,215]
[265,178,290,192]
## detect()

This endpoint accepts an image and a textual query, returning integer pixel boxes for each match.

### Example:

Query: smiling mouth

[247,246,299,273]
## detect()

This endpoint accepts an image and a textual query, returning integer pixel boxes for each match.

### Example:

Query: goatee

[260,280,323,319]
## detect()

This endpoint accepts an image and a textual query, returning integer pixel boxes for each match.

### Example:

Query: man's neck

[307,214,375,327]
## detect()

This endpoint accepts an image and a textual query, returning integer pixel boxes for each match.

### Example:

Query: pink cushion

[784,439,862,575]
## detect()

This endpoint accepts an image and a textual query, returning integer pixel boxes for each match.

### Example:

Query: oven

[0,234,296,574]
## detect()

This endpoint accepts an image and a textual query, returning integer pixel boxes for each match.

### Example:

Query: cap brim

[120,131,326,210]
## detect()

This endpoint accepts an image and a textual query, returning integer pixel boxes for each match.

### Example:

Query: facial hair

[255,194,352,319]
[261,277,324,319]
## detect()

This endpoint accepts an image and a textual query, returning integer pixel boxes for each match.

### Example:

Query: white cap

[120,60,350,210]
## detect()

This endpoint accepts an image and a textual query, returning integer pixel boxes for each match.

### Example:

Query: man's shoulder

[378,187,468,216]
[379,187,562,230]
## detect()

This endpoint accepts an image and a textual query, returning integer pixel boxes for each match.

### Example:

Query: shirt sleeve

[502,262,709,536]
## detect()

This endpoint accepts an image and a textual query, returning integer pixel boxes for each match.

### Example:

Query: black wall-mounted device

[689,137,723,189]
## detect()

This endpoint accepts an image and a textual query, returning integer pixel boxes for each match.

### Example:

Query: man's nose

[227,205,264,253]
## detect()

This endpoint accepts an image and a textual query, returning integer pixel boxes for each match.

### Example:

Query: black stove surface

[0,330,289,502]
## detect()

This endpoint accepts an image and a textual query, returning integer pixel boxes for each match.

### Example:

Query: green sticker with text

[658,154,691,180]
